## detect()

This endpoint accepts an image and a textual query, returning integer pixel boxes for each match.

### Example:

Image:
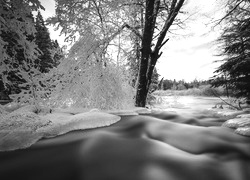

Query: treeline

[160,79,210,91]
[154,78,228,97]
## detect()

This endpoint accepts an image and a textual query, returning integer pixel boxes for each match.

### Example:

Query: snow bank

[39,111,121,138]
[0,106,123,151]
[222,114,250,136]
[0,111,51,151]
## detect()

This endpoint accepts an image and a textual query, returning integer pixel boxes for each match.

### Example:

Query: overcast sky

[157,0,226,82]
[39,0,226,82]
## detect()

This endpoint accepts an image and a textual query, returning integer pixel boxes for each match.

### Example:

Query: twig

[211,89,241,110]
[214,0,244,26]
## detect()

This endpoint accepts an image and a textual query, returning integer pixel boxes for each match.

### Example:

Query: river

[150,96,238,116]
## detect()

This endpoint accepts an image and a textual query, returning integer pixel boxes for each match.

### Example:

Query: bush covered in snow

[47,34,135,110]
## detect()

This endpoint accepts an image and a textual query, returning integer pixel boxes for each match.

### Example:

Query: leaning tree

[49,0,186,107]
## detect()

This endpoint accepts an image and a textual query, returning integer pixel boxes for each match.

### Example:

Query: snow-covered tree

[48,31,134,109]
[1,1,39,93]
[211,0,250,100]
[45,0,136,109]
[0,0,53,109]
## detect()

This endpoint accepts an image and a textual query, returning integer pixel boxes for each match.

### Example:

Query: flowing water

[150,96,236,116]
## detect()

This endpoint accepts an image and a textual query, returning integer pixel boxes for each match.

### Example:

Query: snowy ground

[0,96,250,152]
[0,104,150,151]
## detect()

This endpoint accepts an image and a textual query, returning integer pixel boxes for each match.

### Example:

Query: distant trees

[161,79,209,90]
[211,0,250,100]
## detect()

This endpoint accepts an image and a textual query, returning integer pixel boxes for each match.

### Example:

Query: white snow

[0,106,125,151]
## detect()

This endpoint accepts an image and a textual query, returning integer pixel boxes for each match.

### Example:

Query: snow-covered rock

[235,127,250,136]
[222,118,250,129]
[222,115,250,137]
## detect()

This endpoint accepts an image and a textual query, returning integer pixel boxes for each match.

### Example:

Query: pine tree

[211,0,250,100]
[35,11,54,73]
[0,1,55,108]
[0,5,38,94]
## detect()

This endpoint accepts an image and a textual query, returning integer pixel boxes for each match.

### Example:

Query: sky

[157,0,226,82]
[39,0,226,82]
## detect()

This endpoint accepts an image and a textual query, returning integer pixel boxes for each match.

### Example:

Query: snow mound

[0,111,51,131]
[13,105,52,115]
[222,117,250,137]
[0,108,121,152]
[235,127,250,136]
[222,118,250,129]
[0,111,51,151]
[39,112,121,138]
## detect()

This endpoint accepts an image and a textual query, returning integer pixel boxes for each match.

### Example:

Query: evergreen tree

[163,79,174,90]
[211,0,250,100]
[0,2,39,94]
[0,1,59,107]
[35,11,54,73]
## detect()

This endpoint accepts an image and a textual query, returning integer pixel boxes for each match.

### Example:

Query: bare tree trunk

[135,0,185,107]
[135,0,160,107]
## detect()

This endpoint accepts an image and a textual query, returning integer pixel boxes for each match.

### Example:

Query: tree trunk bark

[135,0,185,107]
[135,0,159,107]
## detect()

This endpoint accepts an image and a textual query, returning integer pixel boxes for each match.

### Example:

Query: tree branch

[214,0,244,26]
[124,24,143,39]
[153,0,185,54]
[211,89,241,110]
[157,38,169,51]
